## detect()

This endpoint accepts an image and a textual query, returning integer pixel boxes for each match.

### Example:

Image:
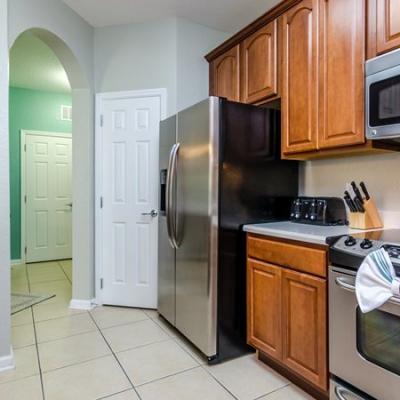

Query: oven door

[366,65,400,139]
[329,266,400,400]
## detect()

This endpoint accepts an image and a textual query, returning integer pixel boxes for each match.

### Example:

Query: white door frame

[20,130,72,264]
[95,89,167,305]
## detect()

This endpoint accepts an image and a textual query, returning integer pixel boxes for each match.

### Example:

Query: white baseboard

[69,298,96,311]
[11,259,22,266]
[0,348,14,372]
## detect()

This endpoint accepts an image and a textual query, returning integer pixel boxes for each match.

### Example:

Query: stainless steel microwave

[366,48,400,140]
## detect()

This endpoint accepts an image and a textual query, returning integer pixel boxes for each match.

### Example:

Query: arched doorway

[9,28,95,309]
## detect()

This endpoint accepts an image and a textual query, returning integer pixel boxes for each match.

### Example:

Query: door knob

[142,209,158,218]
[66,203,73,208]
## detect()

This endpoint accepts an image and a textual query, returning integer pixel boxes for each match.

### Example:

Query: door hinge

[24,195,27,204]
[100,278,104,290]
[100,197,104,209]
[24,246,27,254]
[24,144,26,152]
[100,115,104,127]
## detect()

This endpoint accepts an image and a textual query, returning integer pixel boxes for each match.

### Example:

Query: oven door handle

[335,385,365,400]
[335,277,400,306]
[335,277,356,293]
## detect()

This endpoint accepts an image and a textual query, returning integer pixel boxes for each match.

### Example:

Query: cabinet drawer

[247,234,327,278]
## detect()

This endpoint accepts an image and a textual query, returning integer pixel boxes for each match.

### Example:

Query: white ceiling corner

[62,0,281,32]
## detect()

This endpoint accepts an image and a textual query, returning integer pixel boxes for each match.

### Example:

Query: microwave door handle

[166,144,177,249]
[335,276,400,306]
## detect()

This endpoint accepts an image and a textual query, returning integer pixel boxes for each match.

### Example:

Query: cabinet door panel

[282,0,319,154]
[377,0,400,55]
[282,269,327,390]
[247,259,282,360]
[210,45,240,101]
[241,21,278,104]
[318,0,365,149]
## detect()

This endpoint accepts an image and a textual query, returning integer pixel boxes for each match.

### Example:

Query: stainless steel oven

[366,48,400,140]
[329,265,400,400]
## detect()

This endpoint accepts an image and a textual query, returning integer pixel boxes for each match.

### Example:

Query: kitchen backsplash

[299,152,400,227]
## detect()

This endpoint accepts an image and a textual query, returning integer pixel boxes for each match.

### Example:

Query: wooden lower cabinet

[281,269,327,390]
[247,259,282,359]
[247,236,328,393]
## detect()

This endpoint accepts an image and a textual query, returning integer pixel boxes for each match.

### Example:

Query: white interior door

[100,95,161,308]
[25,134,72,263]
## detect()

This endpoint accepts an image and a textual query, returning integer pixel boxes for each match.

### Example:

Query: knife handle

[360,182,370,201]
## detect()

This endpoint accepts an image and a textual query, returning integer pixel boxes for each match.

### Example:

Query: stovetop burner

[328,229,400,271]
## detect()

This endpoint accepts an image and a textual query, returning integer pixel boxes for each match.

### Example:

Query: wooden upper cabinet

[281,0,319,155]
[376,0,400,55]
[210,45,240,101]
[318,0,366,149]
[319,0,366,149]
[240,20,279,104]
[281,268,328,391]
[247,259,282,360]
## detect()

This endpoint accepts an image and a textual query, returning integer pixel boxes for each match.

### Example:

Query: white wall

[94,17,228,116]
[0,0,12,368]
[176,18,229,111]
[300,153,400,225]
[94,18,178,115]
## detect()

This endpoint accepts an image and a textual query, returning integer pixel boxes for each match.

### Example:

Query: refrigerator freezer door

[158,115,177,326]
[175,97,219,358]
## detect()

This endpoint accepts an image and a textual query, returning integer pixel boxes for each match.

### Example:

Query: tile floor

[2,260,315,400]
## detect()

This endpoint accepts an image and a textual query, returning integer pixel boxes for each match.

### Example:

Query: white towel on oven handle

[355,248,400,313]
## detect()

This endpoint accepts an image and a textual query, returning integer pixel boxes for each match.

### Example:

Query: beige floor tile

[0,345,39,384]
[11,280,30,293]
[0,375,42,400]
[152,315,179,338]
[103,389,140,399]
[102,319,169,353]
[11,308,33,327]
[259,385,315,399]
[11,324,36,349]
[30,280,71,304]
[137,367,234,400]
[205,354,289,400]
[38,330,111,372]
[173,335,208,365]
[33,300,83,322]
[143,309,158,319]
[118,339,198,386]
[28,264,67,283]
[91,306,148,329]
[36,312,96,343]
[42,355,131,400]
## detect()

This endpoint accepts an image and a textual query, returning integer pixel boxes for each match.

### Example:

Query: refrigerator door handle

[166,143,179,249]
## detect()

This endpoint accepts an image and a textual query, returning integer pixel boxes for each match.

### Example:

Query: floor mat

[11,293,55,315]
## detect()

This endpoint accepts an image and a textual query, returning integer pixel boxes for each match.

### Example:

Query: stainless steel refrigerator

[158,97,298,363]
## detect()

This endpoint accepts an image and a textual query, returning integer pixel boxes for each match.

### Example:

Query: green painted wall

[9,87,72,260]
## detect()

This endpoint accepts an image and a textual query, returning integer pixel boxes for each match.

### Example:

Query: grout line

[57,260,72,285]
[96,388,138,400]
[134,365,200,388]
[30,307,46,400]
[199,364,239,400]
[253,383,291,400]
[95,316,151,332]
[113,337,173,355]
[87,311,143,400]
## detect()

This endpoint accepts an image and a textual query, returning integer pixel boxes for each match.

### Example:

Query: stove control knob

[360,239,373,250]
[344,236,357,247]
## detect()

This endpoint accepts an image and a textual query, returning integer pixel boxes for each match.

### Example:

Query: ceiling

[10,32,71,94]
[62,0,281,32]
